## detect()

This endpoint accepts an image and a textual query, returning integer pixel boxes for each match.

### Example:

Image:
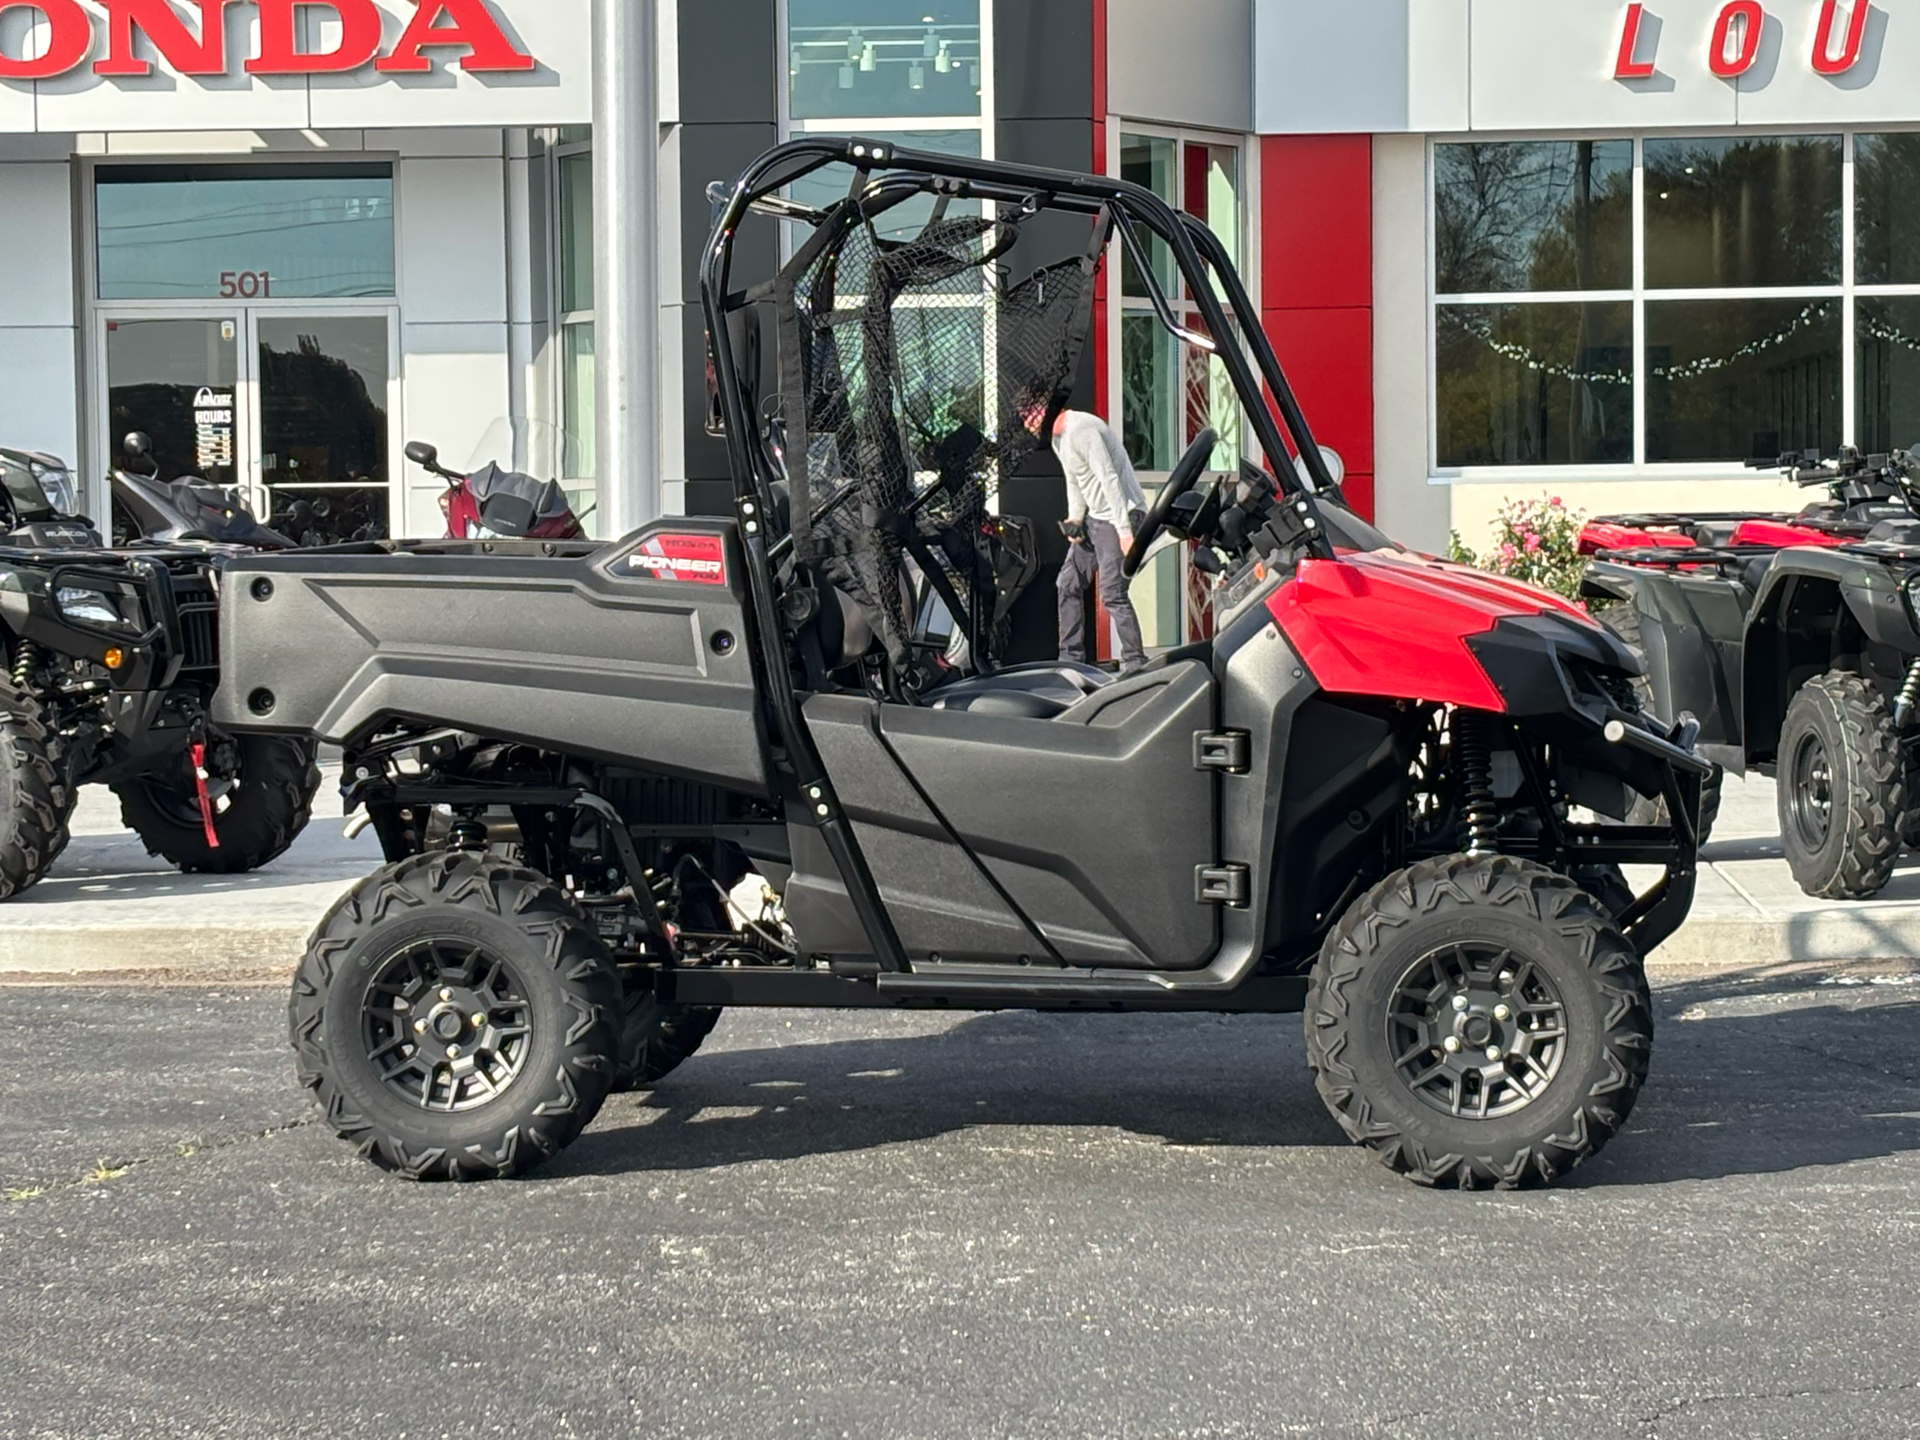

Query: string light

[1442,303,1836,384]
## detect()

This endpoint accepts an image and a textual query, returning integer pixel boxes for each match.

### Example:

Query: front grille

[170,574,219,671]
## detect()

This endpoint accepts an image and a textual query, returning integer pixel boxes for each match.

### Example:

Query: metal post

[592,0,659,537]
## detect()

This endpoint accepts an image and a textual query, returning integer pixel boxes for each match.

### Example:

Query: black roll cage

[697,137,1342,978]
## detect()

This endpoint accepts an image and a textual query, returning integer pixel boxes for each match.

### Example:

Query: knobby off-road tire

[1777,671,1903,900]
[115,735,321,875]
[1597,606,1723,843]
[0,682,76,899]
[290,851,623,1181]
[1304,855,1653,1190]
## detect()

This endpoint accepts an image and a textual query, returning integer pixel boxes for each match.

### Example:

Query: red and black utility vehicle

[1582,449,1920,897]
[213,141,1706,1189]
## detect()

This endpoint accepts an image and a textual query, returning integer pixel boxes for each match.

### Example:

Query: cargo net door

[773,200,1103,694]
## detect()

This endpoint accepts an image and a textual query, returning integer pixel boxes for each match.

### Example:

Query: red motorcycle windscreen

[628,533,728,585]
[1266,552,1594,713]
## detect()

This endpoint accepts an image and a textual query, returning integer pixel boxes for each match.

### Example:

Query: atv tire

[1597,606,1722,843]
[289,851,623,1181]
[1777,671,1903,900]
[0,683,75,899]
[1305,854,1653,1190]
[610,981,722,1092]
[115,735,321,875]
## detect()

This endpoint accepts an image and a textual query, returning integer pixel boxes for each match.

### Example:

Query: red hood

[1265,551,1596,712]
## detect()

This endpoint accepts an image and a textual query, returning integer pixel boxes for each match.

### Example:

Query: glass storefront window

[1857,298,1920,453]
[559,151,594,315]
[562,321,596,489]
[96,164,395,301]
[257,316,391,545]
[1437,303,1633,466]
[1643,136,1841,290]
[1435,141,1633,295]
[1646,298,1841,462]
[1856,133,1920,287]
[1433,132,1887,471]
[787,1,982,120]
[105,317,240,487]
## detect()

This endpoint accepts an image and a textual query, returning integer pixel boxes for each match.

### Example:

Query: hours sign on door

[193,387,233,472]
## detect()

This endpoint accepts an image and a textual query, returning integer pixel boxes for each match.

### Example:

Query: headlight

[56,586,135,632]
[28,461,77,516]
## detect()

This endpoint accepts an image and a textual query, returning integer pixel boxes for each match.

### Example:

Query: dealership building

[1,0,1915,636]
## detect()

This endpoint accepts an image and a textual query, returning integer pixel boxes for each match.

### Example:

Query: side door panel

[879,663,1219,971]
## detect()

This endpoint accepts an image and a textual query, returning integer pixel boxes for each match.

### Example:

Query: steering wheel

[1124,428,1217,578]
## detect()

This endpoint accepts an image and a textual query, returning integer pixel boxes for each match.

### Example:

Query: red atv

[215,140,1706,1190]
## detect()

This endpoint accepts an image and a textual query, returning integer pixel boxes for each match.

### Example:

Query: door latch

[1195,864,1250,907]
[1193,730,1251,774]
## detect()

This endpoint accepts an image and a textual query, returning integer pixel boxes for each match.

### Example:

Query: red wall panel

[1260,135,1375,518]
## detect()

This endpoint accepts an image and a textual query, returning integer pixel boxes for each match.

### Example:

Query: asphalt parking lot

[1,969,1916,1439]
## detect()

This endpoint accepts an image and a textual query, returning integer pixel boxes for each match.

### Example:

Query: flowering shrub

[1447,494,1589,602]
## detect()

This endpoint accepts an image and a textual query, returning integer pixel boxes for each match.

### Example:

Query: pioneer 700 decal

[627,534,728,585]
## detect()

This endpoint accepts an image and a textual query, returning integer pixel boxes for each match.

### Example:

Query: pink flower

[1549,496,1563,507]
[1524,533,1542,553]
[1497,542,1518,563]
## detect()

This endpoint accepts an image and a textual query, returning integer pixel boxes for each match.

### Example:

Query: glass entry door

[256,315,391,546]
[103,316,243,490]
[99,310,394,545]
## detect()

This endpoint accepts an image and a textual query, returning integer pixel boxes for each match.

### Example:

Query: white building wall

[0,148,80,467]
[393,131,512,539]
[1108,0,1253,132]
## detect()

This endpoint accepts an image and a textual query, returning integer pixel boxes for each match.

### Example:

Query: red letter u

[1709,0,1764,78]
[1812,0,1869,75]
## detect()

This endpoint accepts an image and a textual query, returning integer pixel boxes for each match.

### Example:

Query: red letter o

[1710,0,1765,77]
[0,0,92,80]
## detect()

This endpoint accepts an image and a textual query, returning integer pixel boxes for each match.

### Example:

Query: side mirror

[123,431,152,458]
[1318,447,1346,489]
[479,489,538,538]
[405,440,438,469]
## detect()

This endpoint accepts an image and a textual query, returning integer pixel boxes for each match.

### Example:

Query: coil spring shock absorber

[1453,709,1499,856]
[1895,659,1920,728]
[10,639,41,692]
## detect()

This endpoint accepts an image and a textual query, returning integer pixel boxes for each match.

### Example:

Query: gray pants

[1057,511,1147,669]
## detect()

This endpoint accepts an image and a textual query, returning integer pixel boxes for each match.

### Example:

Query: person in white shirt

[1024,401,1150,673]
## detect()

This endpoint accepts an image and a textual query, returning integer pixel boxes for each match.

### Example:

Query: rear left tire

[1305,854,1653,1189]
[290,851,623,1181]
[0,682,74,900]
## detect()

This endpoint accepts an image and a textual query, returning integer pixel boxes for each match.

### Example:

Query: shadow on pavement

[547,986,1920,1190]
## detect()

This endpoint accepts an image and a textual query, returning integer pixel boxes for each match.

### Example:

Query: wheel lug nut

[414,1019,427,1033]
[1493,1004,1511,1021]
[472,1013,486,1028]
[1498,970,1514,987]
[1442,1036,1462,1053]
[439,988,453,1002]
[447,1045,460,1059]
[1451,995,1469,1011]
[1485,1045,1503,1062]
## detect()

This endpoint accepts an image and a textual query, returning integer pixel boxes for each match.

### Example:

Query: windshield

[463,417,595,533]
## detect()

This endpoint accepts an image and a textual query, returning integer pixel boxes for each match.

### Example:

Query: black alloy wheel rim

[1787,730,1835,850]
[1385,944,1568,1120]
[360,940,534,1112]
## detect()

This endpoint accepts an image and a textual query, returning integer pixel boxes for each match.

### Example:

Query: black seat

[926,661,1115,719]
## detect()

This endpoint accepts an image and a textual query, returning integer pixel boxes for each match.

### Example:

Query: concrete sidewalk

[1,770,1917,980]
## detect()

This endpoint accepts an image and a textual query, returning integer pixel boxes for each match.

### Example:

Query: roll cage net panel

[706,139,1339,706]
[766,194,1101,680]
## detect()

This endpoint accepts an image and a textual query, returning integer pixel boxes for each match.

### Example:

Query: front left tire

[1305,854,1653,1189]
[115,734,321,874]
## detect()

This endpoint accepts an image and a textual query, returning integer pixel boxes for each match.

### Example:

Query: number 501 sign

[219,271,273,299]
